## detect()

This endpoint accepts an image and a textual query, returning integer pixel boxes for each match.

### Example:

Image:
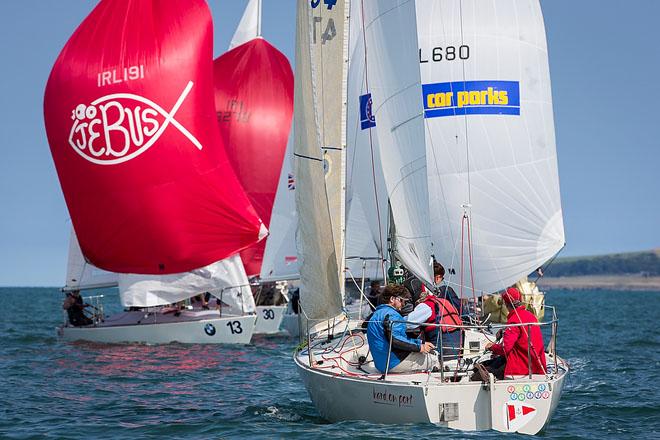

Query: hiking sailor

[366,284,436,373]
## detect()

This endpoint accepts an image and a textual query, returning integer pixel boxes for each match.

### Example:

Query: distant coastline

[537,275,660,291]
[536,248,660,291]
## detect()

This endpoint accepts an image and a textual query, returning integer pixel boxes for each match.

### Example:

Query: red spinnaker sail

[44,0,265,274]
[214,38,294,276]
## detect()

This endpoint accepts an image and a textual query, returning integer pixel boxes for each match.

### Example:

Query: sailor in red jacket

[484,287,547,378]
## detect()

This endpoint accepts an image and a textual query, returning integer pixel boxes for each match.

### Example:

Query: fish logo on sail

[68,81,203,165]
[422,80,520,118]
[359,93,376,130]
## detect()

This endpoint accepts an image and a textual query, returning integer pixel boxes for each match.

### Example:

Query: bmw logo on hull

[204,323,216,336]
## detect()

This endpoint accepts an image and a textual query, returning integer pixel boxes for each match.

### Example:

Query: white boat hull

[254,305,288,334]
[294,331,567,435]
[281,312,300,337]
[59,314,256,344]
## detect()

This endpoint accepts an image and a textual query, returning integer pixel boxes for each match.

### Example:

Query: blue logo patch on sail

[422,80,520,118]
[359,93,376,129]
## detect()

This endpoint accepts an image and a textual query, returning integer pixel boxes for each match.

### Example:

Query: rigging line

[293,152,323,162]
[460,213,465,304]
[458,0,472,205]
[532,244,565,283]
[361,0,386,280]
[467,212,477,306]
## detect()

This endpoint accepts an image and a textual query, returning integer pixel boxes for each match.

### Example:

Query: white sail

[118,254,256,314]
[65,229,118,291]
[417,0,565,294]
[259,130,300,282]
[346,0,389,264]
[292,0,348,321]
[261,145,383,283]
[228,0,261,50]
[362,0,434,286]
[345,192,383,281]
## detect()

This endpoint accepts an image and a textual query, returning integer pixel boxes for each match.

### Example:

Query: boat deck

[298,328,563,386]
[69,308,244,329]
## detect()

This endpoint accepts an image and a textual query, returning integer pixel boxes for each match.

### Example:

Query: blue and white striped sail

[417,0,565,294]
[362,0,434,286]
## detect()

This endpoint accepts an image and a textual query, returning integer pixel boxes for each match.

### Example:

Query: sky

[0,0,658,286]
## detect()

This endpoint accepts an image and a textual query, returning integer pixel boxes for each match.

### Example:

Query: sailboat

[293,0,568,434]
[45,0,265,344]
[59,230,258,344]
[213,0,295,335]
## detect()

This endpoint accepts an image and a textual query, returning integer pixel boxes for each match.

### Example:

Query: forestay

[118,254,256,314]
[362,0,434,286]
[292,0,348,321]
[417,0,565,294]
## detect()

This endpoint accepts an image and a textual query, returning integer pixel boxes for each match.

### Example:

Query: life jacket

[423,295,462,333]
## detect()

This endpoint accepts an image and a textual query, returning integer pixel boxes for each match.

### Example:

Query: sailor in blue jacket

[367,284,436,373]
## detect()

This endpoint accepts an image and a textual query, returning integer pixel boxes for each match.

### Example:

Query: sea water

[0,288,658,439]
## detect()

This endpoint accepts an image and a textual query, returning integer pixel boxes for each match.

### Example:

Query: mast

[339,0,349,303]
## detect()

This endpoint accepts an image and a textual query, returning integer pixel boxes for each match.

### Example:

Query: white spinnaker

[65,229,118,291]
[118,254,256,314]
[260,130,300,282]
[346,0,388,265]
[228,0,261,50]
[362,0,434,286]
[417,0,564,294]
[292,0,346,321]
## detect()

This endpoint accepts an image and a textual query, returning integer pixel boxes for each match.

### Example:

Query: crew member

[62,290,93,327]
[367,284,435,373]
[482,287,546,379]
[406,262,463,359]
